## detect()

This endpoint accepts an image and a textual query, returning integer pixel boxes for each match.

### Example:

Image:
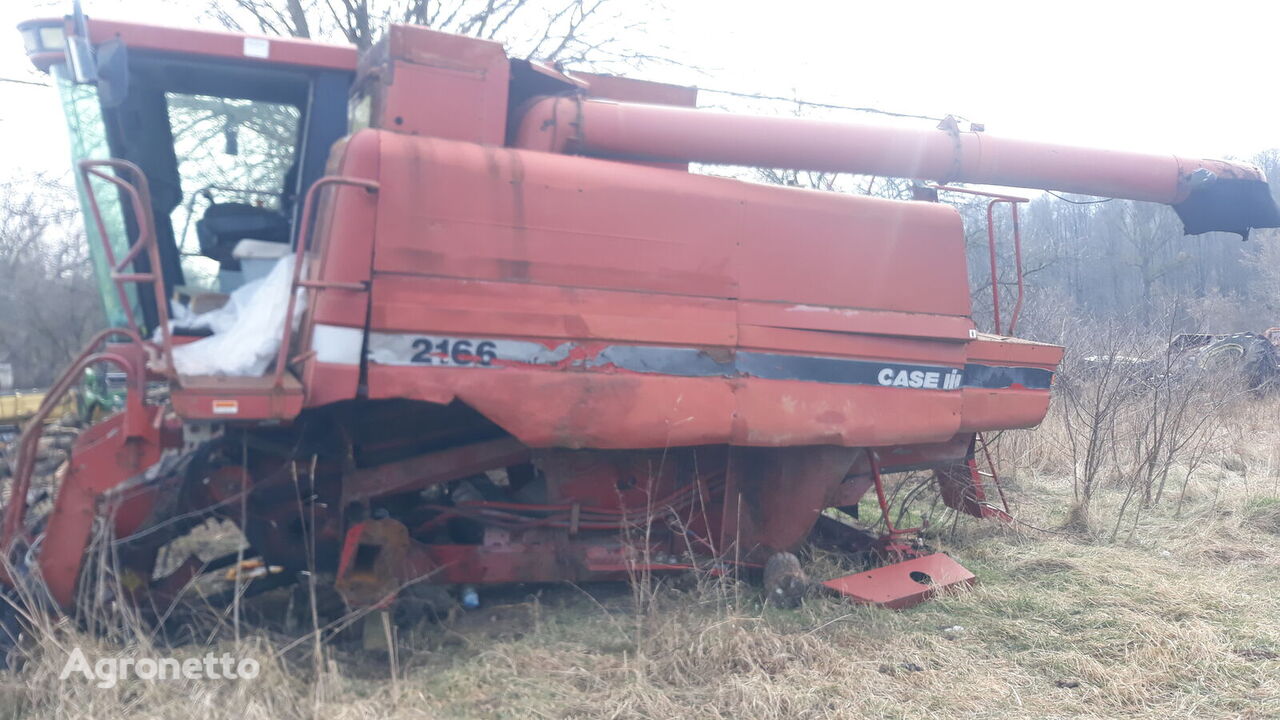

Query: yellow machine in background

[0,362,123,433]
[0,389,79,483]
[0,391,74,429]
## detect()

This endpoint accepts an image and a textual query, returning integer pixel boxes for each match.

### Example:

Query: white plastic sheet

[170,255,305,376]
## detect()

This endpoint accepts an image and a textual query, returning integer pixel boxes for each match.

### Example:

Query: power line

[0,77,47,88]
[0,74,960,125]
[697,86,956,124]
[1045,189,1113,205]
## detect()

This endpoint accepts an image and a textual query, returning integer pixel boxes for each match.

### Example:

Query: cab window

[166,93,300,291]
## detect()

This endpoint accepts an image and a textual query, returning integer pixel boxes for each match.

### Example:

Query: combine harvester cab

[6,12,1279,621]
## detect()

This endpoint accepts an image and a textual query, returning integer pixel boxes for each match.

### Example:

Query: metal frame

[932,185,1028,335]
[77,159,174,371]
[0,329,150,583]
[273,175,379,390]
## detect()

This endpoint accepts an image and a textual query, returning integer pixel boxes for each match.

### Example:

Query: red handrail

[932,185,1028,335]
[81,161,381,391]
[272,176,379,390]
[0,329,149,574]
[77,159,174,373]
[2,160,171,579]
[2,169,382,579]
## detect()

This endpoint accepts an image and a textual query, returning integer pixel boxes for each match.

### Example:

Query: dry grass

[3,401,1280,719]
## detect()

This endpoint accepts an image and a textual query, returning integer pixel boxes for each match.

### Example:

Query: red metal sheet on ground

[822,553,976,609]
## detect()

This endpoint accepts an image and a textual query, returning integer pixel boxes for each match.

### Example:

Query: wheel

[1199,334,1278,393]
[762,551,808,607]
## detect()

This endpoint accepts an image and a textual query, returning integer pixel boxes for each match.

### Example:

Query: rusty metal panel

[956,336,1062,432]
[367,365,736,448]
[735,325,967,368]
[370,274,738,345]
[732,186,970,314]
[365,25,510,144]
[365,362,970,449]
[967,334,1063,368]
[370,134,741,297]
[369,132,971,316]
[349,127,1060,450]
[822,553,976,609]
[731,382,961,447]
[738,301,975,343]
[957,388,1052,433]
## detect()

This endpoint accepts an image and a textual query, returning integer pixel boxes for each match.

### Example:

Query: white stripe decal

[355,331,1052,390]
[312,324,364,365]
[367,333,571,368]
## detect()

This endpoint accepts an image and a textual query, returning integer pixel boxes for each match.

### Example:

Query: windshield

[166,93,300,291]
[52,63,137,328]
[42,41,340,329]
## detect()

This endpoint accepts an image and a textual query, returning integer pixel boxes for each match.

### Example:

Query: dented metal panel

[351,128,1008,448]
[823,553,977,609]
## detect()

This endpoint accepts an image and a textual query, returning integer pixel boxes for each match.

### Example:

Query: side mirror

[63,1,130,107]
[66,35,130,106]
[66,33,96,84]
[65,0,96,83]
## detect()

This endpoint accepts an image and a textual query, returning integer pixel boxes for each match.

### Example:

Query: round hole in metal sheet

[909,570,934,585]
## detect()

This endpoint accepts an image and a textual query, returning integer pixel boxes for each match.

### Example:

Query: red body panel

[296,133,381,406]
[38,408,167,607]
[300,128,1035,449]
[359,25,510,143]
[959,336,1061,431]
[367,133,972,314]
[22,17,358,71]
[822,553,977,609]
[170,374,304,421]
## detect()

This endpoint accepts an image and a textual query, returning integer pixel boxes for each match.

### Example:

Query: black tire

[1199,333,1279,393]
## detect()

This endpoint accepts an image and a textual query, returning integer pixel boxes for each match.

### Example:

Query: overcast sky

[2,0,1277,182]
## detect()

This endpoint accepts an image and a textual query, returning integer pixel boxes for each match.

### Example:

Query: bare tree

[191,0,674,69]
[0,177,102,388]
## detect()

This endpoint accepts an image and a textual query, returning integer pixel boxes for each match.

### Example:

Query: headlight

[18,22,66,55]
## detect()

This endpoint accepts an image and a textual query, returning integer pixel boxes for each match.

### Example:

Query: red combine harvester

[6,13,1278,620]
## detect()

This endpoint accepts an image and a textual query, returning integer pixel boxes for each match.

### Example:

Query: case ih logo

[877,367,963,390]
